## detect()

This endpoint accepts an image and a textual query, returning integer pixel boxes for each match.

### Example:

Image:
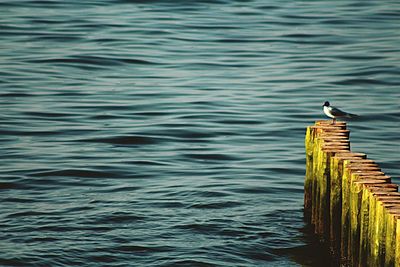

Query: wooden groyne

[304,120,400,266]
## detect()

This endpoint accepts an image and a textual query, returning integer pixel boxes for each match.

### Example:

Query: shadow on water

[274,216,338,267]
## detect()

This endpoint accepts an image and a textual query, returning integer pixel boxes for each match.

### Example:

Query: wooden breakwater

[304,120,400,267]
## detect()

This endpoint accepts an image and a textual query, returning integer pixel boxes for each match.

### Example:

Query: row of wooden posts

[304,120,400,267]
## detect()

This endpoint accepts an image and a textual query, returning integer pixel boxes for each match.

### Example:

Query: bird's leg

[332,118,336,125]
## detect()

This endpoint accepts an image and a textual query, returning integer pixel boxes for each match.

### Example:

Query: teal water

[1,1,399,266]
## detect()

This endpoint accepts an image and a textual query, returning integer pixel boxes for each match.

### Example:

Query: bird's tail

[346,113,358,118]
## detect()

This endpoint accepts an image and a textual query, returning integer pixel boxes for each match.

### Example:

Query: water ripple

[30,55,156,67]
[81,135,162,146]
[1,0,399,266]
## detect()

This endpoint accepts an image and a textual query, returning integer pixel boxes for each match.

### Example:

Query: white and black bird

[323,101,358,124]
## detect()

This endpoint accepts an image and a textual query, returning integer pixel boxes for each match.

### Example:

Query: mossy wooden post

[342,160,384,263]
[329,153,365,258]
[396,217,400,266]
[310,127,328,228]
[367,188,381,265]
[313,122,348,239]
[311,134,322,230]
[318,140,350,240]
[360,185,378,267]
[312,135,326,234]
[369,191,400,266]
[377,201,400,267]
[318,121,348,220]
[304,124,337,220]
[347,165,382,265]
[358,181,395,266]
[341,160,370,262]
[304,126,316,220]
[318,147,349,240]
[374,200,400,267]
[349,179,364,266]
[351,180,396,267]
[367,191,399,264]
[308,123,347,235]
[384,207,400,267]
[303,120,399,265]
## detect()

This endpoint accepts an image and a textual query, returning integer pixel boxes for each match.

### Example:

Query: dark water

[1,0,399,266]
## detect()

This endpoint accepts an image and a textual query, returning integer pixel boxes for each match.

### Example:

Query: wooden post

[384,208,400,267]
[396,217,400,266]
[304,120,399,265]
[329,153,366,259]
[304,126,316,219]
[341,161,382,263]
[369,191,400,266]
[306,123,348,237]
[358,182,395,266]
[349,178,387,266]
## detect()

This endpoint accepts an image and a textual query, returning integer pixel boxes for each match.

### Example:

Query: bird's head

[323,101,330,107]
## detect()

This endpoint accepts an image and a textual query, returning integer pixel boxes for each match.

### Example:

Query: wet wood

[304,120,399,266]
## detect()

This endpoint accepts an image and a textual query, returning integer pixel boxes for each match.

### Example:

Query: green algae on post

[304,120,399,266]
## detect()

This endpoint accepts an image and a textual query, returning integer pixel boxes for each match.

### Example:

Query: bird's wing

[329,106,348,117]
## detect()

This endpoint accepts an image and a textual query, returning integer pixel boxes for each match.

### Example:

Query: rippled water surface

[1,0,399,266]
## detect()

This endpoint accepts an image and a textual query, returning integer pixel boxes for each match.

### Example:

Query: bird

[322,101,358,124]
